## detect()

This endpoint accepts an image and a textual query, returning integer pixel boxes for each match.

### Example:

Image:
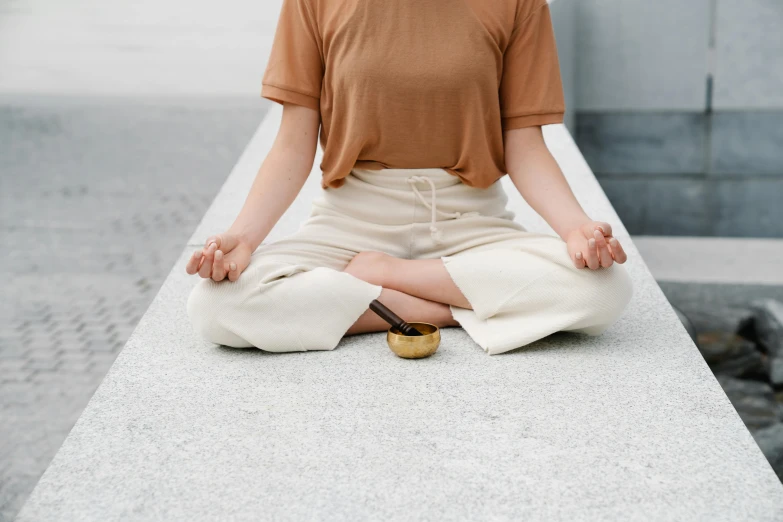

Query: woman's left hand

[566,221,628,270]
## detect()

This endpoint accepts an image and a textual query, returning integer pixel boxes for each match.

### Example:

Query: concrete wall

[713,0,783,110]
[565,0,783,238]
[548,0,576,130]
[570,0,783,112]
[710,0,783,186]
[574,0,710,111]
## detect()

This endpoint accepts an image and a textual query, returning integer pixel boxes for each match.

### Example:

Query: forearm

[227,103,319,251]
[505,128,589,240]
[227,144,312,250]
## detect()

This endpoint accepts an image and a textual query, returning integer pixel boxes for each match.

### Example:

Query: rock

[770,358,783,388]
[738,300,783,388]
[737,315,757,345]
[743,299,783,356]
[716,376,782,430]
[674,302,754,335]
[752,423,783,480]
[697,331,767,380]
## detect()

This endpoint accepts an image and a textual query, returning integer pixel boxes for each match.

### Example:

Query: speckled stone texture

[17,106,783,521]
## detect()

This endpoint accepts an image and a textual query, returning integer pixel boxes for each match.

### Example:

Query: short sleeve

[499,1,565,130]
[261,0,323,111]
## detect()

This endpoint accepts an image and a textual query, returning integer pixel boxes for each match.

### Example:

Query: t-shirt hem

[261,83,320,111]
[502,112,564,130]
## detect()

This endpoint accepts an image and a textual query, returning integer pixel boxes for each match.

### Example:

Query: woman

[185,0,633,355]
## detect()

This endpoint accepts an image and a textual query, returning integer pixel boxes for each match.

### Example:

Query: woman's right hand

[185,233,253,282]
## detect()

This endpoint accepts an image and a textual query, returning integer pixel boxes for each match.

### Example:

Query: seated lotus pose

[186,0,633,355]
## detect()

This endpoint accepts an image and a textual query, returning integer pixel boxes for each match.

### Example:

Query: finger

[198,242,217,278]
[218,234,239,253]
[207,233,240,254]
[594,229,613,268]
[200,239,216,264]
[573,251,586,269]
[227,261,240,282]
[595,222,613,237]
[608,237,628,264]
[227,251,252,282]
[211,250,227,281]
[585,237,600,270]
[204,235,221,250]
[185,249,202,274]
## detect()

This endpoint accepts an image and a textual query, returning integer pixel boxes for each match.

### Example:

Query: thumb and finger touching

[594,221,612,237]
[210,243,252,282]
[592,222,629,264]
[186,233,247,279]
[204,233,241,254]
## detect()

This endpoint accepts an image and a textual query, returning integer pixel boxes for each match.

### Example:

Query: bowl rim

[387,322,440,339]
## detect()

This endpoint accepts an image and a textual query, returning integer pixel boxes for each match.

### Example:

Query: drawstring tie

[407,175,479,244]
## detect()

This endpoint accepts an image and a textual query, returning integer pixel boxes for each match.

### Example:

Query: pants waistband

[315,167,515,242]
[350,167,462,191]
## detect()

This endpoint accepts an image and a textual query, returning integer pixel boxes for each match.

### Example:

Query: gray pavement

[0,95,266,521]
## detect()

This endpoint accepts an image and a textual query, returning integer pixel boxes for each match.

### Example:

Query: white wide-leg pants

[187,168,633,355]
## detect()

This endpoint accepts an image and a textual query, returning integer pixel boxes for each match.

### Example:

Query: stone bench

[17,105,783,520]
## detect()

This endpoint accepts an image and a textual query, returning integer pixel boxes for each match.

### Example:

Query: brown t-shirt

[262,0,565,189]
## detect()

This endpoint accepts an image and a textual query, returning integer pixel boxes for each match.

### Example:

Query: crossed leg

[344,252,467,335]
[343,243,633,355]
[189,233,631,352]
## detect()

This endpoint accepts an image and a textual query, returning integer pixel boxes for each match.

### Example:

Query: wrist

[227,225,264,252]
[558,215,592,241]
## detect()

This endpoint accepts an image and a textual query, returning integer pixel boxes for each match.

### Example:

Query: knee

[187,279,249,347]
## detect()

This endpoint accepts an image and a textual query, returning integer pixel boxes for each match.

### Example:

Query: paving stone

[22,360,60,372]
[57,361,92,374]
[0,359,27,372]
[0,96,265,521]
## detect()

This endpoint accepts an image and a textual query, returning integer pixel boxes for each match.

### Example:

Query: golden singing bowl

[386,322,440,359]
